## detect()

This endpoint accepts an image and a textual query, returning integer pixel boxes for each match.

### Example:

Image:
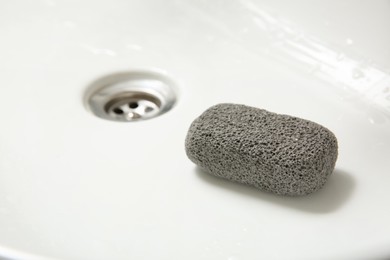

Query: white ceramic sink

[1,0,390,259]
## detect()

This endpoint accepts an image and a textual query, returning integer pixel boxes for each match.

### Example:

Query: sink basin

[1,0,390,259]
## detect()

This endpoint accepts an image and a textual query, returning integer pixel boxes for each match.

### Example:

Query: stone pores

[185,103,338,196]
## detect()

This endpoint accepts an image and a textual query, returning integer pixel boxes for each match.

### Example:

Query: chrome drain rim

[85,70,178,122]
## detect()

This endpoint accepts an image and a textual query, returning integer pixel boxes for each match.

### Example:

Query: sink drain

[85,70,178,122]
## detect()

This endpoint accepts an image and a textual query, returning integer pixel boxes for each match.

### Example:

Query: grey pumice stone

[185,103,338,196]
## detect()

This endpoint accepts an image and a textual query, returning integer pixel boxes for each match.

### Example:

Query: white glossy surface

[1,0,390,259]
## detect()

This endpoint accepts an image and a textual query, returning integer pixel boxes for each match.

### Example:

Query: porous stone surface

[185,103,338,196]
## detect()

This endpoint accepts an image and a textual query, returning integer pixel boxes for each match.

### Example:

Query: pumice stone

[185,103,338,196]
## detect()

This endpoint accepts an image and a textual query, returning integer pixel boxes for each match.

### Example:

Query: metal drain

[85,70,178,122]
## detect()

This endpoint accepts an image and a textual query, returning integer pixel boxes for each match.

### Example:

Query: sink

[1,0,390,259]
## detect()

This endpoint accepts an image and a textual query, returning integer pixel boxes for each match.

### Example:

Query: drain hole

[85,70,178,122]
[103,92,163,121]
[113,108,124,114]
[129,102,139,109]
[145,107,154,113]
